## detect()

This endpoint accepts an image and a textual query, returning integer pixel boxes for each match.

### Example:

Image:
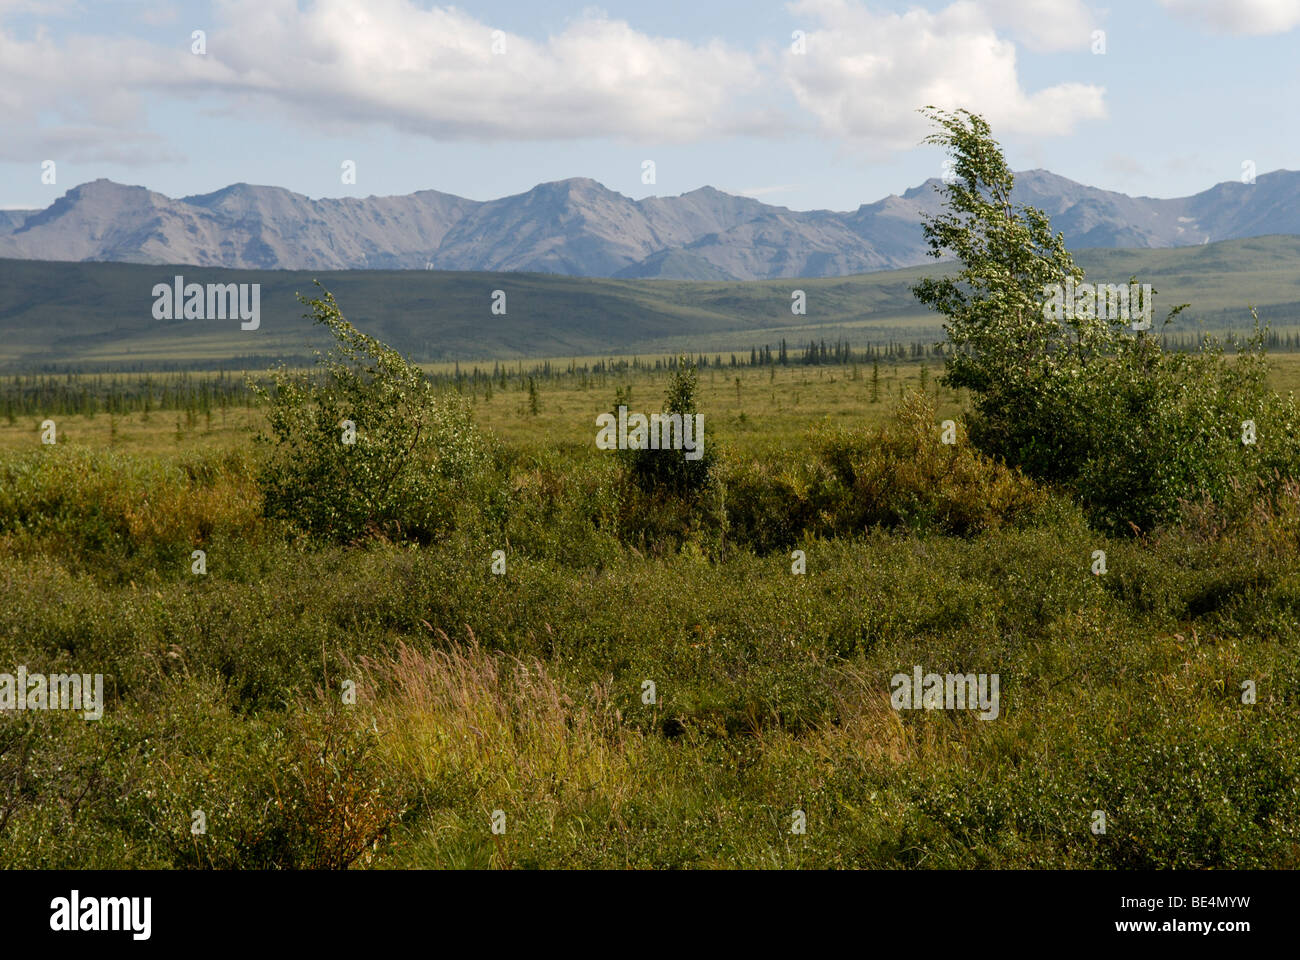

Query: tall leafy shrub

[255,286,498,543]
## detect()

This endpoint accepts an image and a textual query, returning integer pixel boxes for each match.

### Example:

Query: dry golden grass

[353,631,644,815]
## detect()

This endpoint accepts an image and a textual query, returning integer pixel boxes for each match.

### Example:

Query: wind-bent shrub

[255,286,500,544]
[912,107,1300,531]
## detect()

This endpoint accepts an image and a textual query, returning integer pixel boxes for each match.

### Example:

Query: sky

[1,0,1298,211]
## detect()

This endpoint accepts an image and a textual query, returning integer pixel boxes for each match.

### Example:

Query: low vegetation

[2,112,1298,869]
[2,347,1298,867]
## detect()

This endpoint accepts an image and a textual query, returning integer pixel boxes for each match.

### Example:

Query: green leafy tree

[912,109,1106,385]
[255,285,497,543]
[911,108,1297,531]
[911,107,1119,479]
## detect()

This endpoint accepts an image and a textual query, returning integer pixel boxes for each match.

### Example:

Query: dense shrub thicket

[727,389,1045,551]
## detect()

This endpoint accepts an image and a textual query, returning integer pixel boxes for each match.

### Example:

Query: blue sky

[2,0,1298,211]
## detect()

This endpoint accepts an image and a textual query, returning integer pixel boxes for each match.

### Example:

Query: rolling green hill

[2,234,1300,370]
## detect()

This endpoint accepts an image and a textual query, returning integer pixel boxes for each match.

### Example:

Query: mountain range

[3,169,1300,280]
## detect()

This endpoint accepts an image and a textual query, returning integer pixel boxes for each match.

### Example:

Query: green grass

[0,361,957,454]
[10,350,1300,456]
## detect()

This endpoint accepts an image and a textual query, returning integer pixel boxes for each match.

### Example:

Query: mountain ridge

[3,169,1299,280]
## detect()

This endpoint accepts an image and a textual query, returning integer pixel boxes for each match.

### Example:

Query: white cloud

[783,0,1106,154]
[981,0,1100,52]
[0,0,1108,165]
[0,22,189,162]
[193,0,765,143]
[1157,0,1300,35]
[0,0,770,159]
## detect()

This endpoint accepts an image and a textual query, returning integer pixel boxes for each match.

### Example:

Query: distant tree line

[6,327,1298,419]
[0,370,257,420]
